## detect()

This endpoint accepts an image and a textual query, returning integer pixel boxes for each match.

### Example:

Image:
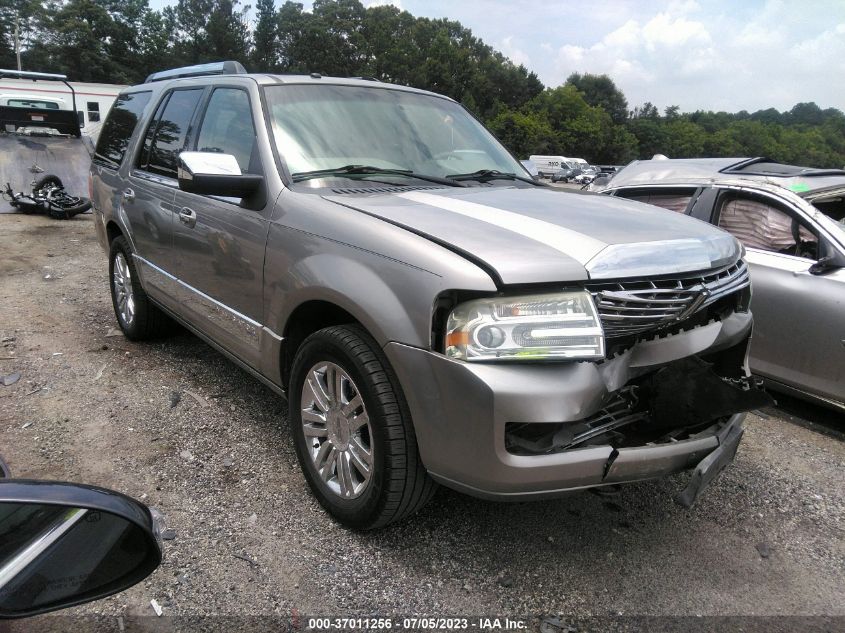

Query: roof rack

[144,61,247,84]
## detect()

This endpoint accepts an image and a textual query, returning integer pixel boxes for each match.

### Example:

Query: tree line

[2,0,843,168]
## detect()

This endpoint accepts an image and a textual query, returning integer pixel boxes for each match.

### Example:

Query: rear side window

[616,187,697,214]
[93,91,152,169]
[141,88,204,178]
[196,88,256,172]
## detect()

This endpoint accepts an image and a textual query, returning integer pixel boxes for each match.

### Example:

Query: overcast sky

[152,0,845,113]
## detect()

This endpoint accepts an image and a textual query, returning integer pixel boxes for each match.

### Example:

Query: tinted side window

[93,91,152,169]
[146,89,204,178]
[196,89,256,172]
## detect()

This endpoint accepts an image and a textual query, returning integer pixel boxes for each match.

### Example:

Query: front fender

[264,224,446,351]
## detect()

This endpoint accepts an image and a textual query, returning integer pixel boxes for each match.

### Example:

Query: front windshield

[264,84,526,180]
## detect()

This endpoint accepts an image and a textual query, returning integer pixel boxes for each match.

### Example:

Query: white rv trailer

[0,75,125,140]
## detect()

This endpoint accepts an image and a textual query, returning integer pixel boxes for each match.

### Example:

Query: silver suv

[90,62,769,529]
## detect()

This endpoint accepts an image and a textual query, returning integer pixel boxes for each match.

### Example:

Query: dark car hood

[323,186,740,285]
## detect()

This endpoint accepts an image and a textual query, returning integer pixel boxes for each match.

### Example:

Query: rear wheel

[109,236,171,340]
[289,325,436,529]
[33,174,63,194]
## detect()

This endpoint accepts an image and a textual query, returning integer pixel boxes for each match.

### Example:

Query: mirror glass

[0,502,157,617]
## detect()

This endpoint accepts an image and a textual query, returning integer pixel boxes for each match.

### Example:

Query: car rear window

[141,88,204,178]
[7,99,60,109]
[93,91,152,169]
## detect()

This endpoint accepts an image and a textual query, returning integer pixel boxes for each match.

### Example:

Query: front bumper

[384,310,754,500]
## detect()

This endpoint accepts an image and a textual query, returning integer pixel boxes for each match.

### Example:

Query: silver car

[90,63,768,528]
[599,157,845,410]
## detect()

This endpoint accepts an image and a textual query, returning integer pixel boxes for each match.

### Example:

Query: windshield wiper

[447,169,540,185]
[291,164,465,187]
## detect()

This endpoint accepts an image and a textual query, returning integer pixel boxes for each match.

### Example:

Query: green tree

[566,72,628,124]
[251,0,277,71]
[487,108,556,157]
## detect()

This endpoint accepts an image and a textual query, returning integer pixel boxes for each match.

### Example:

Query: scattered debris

[184,389,210,407]
[93,363,107,381]
[497,575,514,588]
[233,552,257,566]
[248,513,258,525]
[539,617,563,633]
[117,616,125,632]
[21,422,33,429]
[1,336,14,343]
[169,391,182,408]
[1,372,21,386]
[23,386,43,396]
[51,352,62,357]
[752,409,771,419]
[150,598,163,616]
[179,450,194,462]
[105,328,123,338]
[222,456,234,468]
[756,542,771,559]
[161,528,177,541]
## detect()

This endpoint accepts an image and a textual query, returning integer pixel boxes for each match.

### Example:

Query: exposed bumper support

[384,310,755,501]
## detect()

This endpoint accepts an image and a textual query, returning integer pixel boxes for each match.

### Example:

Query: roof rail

[0,69,69,81]
[144,61,247,84]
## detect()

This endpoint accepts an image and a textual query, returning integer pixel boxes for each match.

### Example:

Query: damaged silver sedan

[90,68,769,528]
[598,157,845,411]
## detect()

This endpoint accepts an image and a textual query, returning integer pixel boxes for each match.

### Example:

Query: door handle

[179,207,197,228]
[122,188,135,203]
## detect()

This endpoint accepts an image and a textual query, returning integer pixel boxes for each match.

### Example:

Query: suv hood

[323,187,740,285]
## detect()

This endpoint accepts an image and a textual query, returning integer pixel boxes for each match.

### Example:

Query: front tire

[109,236,171,340]
[289,325,436,529]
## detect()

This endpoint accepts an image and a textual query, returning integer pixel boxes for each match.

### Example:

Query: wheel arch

[279,299,363,390]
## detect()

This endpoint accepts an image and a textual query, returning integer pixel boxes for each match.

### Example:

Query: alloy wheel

[112,252,135,326]
[300,362,374,499]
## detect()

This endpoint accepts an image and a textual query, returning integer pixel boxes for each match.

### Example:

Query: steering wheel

[790,217,818,259]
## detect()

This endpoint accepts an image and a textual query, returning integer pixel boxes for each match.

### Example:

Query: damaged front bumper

[385,310,769,503]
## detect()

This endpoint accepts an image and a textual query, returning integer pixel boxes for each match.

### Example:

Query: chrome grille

[585,260,750,338]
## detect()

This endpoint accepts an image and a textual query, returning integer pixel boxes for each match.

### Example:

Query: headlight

[445,291,605,362]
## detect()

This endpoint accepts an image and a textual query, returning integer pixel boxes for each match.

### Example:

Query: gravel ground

[1,212,843,632]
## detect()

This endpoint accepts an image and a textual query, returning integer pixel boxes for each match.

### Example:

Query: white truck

[0,70,124,140]
[528,155,591,178]
[528,155,575,178]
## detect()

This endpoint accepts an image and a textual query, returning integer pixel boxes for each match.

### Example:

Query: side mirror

[177,151,262,198]
[0,480,162,619]
[809,238,845,275]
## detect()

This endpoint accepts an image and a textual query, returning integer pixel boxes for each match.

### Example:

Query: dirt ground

[1,211,844,632]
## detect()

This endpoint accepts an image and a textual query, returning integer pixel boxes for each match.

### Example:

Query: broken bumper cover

[384,310,755,501]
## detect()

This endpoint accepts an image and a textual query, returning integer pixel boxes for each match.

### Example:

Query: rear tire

[47,197,92,219]
[289,325,436,529]
[33,174,63,194]
[109,235,171,340]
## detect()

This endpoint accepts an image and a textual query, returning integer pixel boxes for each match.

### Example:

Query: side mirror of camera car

[0,480,163,619]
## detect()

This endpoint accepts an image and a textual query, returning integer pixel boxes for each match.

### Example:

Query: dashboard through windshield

[263,83,526,182]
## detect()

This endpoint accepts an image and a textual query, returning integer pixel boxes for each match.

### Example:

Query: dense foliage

[2,0,843,167]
